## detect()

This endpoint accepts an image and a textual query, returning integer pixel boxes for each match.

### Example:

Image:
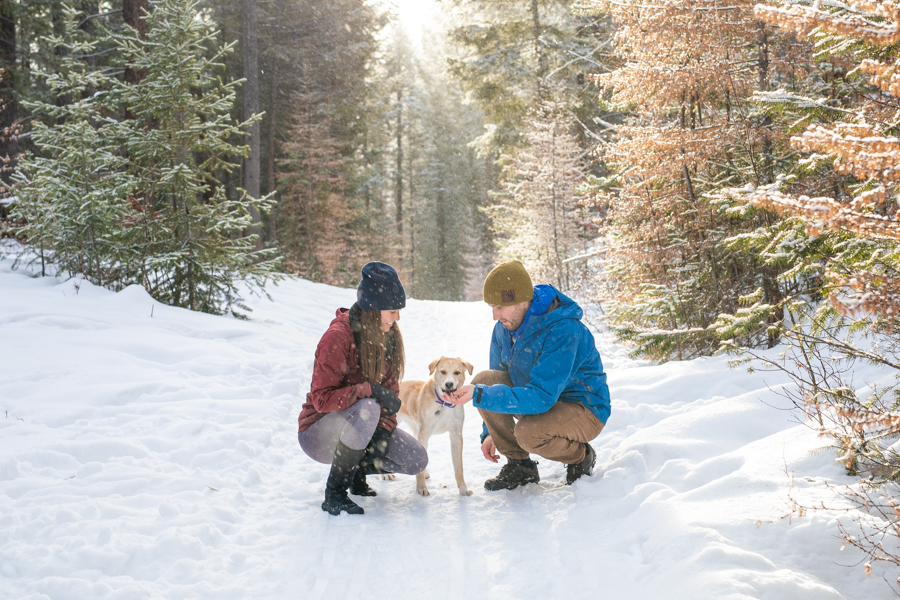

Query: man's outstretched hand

[452,386,498,462]
[481,435,500,463]
[449,384,475,405]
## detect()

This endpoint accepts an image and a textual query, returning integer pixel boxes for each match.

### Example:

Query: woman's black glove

[370,384,401,416]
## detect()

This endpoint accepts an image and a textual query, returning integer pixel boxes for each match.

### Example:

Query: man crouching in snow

[448,260,610,490]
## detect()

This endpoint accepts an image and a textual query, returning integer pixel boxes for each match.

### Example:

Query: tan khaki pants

[472,370,605,464]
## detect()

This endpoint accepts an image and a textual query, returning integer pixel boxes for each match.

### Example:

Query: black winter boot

[358,427,392,474]
[565,443,596,485]
[350,469,377,497]
[484,458,540,491]
[322,441,367,516]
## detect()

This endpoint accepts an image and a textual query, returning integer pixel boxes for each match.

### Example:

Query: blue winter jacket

[474,285,611,440]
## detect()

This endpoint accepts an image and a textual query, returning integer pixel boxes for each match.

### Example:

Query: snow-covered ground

[0,255,893,599]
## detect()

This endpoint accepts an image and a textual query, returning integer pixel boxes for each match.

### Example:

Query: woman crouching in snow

[297,261,428,515]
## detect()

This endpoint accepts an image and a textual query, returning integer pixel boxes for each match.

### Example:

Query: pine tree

[13,0,278,315]
[277,87,365,286]
[12,6,138,286]
[735,0,900,319]
[116,0,278,313]
[491,98,587,289]
[579,0,793,359]
[717,2,900,582]
[445,1,613,298]
[447,0,608,155]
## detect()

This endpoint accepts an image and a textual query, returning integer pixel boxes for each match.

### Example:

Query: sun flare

[388,0,439,43]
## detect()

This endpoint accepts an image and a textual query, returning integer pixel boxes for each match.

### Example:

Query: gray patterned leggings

[297,398,428,475]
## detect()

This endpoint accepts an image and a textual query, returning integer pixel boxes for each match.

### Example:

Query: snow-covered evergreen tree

[13,0,278,315]
[13,6,140,287]
[116,0,278,314]
[713,2,900,578]
[580,0,799,359]
[491,99,587,290]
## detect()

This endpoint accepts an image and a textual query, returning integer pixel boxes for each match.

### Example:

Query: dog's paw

[417,487,430,496]
[459,486,473,496]
[381,473,396,481]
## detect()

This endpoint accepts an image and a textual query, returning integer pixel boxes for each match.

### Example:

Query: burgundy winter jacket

[297,308,400,433]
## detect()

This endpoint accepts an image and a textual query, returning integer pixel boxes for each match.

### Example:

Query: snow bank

[0,257,893,599]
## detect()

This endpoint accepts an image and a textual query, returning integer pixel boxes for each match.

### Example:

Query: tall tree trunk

[395,87,403,236]
[0,0,17,192]
[409,212,415,287]
[52,5,71,116]
[241,0,262,246]
[683,164,696,203]
[758,21,781,345]
[531,0,541,68]
[531,0,546,99]
[758,23,774,184]
[407,119,415,268]
[437,186,447,284]
[758,24,769,93]
[78,1,99,101]
[123,0,150,84]
[266,58,278,242]
[483,153,495,251]
[78,2,99,64]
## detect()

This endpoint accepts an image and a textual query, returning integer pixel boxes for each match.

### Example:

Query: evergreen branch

[77,9,123,30]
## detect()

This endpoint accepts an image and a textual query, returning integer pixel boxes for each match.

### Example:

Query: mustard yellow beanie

[483,260,534,306]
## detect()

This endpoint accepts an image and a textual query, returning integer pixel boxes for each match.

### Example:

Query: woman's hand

[370,384,401,416]
[481,435,499,463]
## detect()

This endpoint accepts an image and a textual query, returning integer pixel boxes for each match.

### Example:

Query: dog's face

[428,356,474,395]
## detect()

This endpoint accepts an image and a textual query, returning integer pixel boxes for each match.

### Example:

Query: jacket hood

[510,284,582,342]
[523,284,584,326]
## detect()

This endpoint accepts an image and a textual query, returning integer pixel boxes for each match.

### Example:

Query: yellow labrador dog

[398,356,474,496]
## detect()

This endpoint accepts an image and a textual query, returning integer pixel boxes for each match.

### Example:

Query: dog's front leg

[450,426,472,496]
[416,432,431,496]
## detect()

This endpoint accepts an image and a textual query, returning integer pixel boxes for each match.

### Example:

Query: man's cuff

[473,384,486,405]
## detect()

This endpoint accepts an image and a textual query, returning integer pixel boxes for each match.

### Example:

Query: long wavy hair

[352,304,405,384]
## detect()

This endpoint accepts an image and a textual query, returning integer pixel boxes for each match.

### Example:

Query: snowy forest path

[0,261,893,599]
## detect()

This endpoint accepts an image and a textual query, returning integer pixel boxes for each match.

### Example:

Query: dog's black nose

[444,382,454,390]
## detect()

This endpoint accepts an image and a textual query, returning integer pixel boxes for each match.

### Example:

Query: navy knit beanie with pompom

[357,261,406,311]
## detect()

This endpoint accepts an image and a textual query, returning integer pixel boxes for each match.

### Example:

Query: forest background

[5,0,900,589]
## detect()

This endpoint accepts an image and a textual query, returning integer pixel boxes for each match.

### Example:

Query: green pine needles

[12,0,279,315]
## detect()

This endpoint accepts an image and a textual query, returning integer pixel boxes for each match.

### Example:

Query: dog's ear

[462,360,474,375]
[428,357,443,374]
